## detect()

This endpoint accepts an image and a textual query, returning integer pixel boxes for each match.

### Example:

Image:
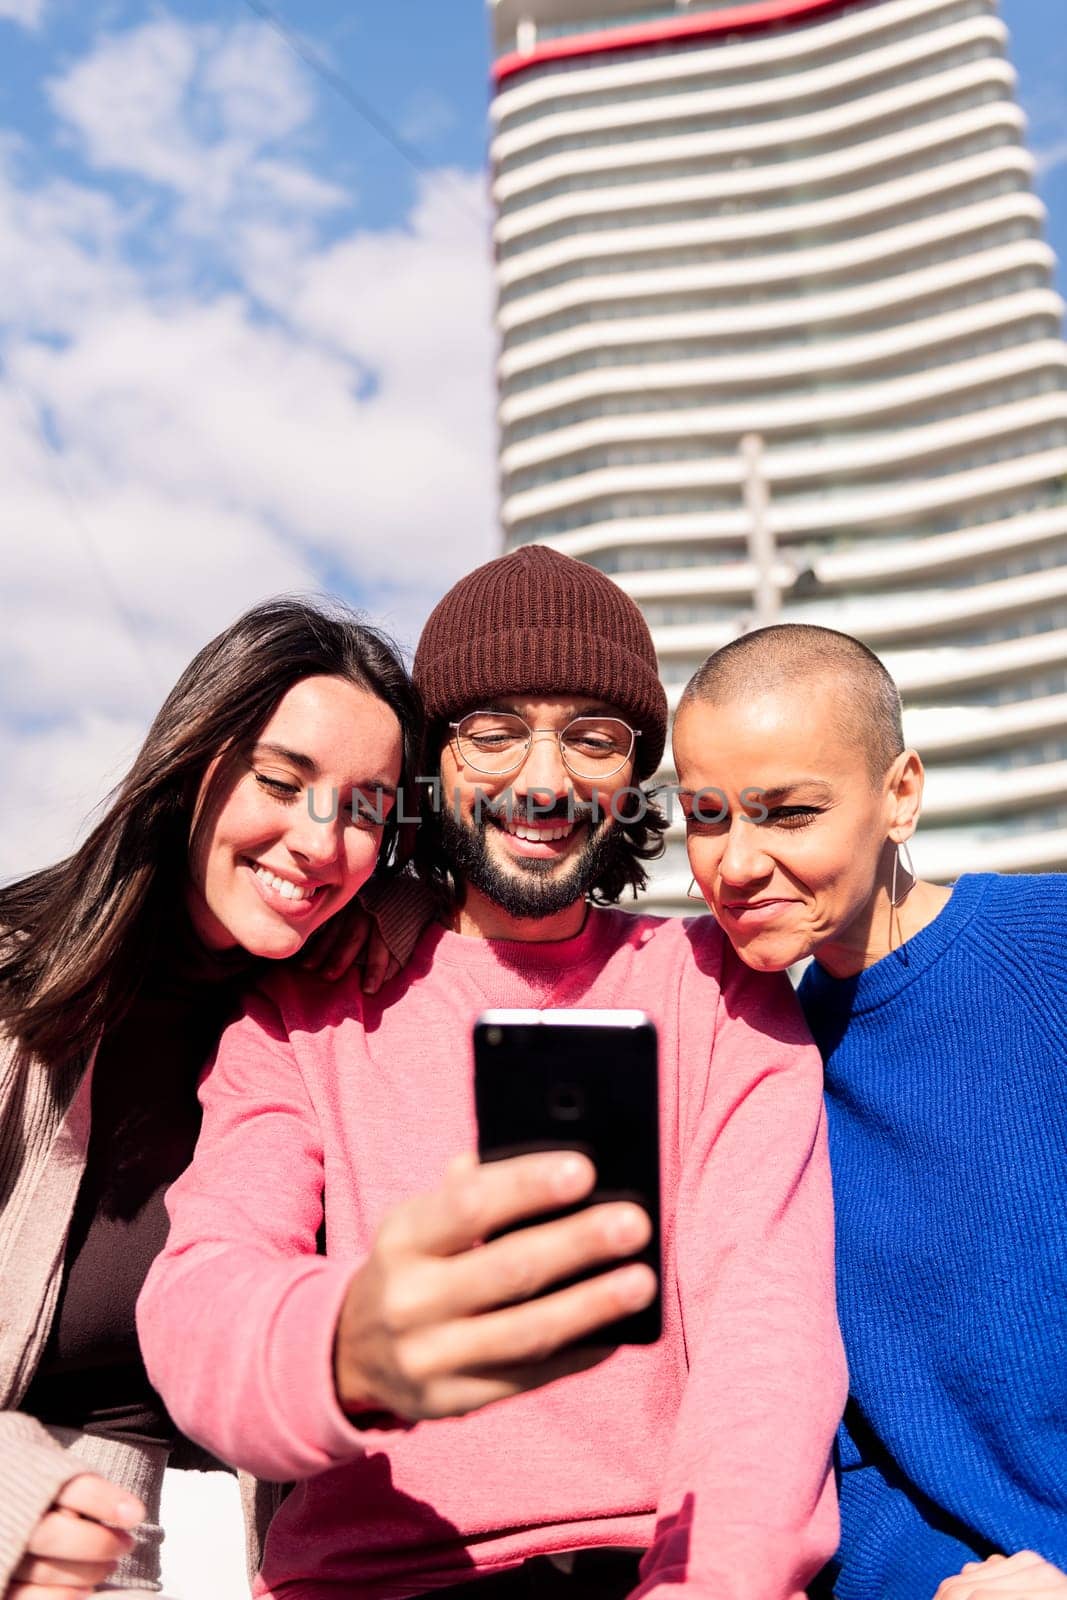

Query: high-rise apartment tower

[488,0,1067,906]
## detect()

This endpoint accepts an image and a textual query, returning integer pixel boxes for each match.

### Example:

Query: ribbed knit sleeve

[828,1419,999,1600]
[0,1411,94,1591]
[0,1037,89,1407]
[358,870,438,970]
[956,874,1067,1057]
[802,873,1067,1598]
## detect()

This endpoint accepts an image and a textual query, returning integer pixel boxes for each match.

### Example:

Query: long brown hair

[0,597,421,1067]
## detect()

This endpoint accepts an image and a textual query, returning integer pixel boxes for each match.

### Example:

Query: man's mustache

[475,796,601,827]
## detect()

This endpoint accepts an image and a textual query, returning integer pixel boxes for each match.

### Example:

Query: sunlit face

[187,675,403,959]
[437,695,638,921]
[672,682,904,972]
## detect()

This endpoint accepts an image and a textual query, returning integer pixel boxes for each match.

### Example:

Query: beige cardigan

[0,1035,172,1589]
[0,874,431,1593]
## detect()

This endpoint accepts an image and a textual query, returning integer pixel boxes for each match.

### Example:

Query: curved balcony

[916,761,1067,818]
[499,193,1045,330]
[502,391,1067,527]
[498,148,1033,290]
[799,570,1067,645]
[646,567,1067,659]
[500,338,1066,467]
[495,145,1030,289]
[501,292,1063,428]
[492,0,1000,130]
[494,58,1014,202]
[916,827,1067,878]
[495,106,1024,248]
[494,0,876,87]
[904,692,1067,753]
[532,446,1067,555]
[658,630,1067,718]
[653,690,1067,758]
[499,239,1053,380]
[816,507,1067,590]
[887,628,1067,694]
[611,519,1067,607]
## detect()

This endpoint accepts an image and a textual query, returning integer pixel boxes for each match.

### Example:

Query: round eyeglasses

[450,711,640,780]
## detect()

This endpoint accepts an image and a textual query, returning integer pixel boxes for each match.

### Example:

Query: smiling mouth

[723,898,797,914]
[485,813,586,859]
[501,819,577,844]
[248,860,329,903]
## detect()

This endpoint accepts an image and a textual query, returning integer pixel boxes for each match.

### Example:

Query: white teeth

[254,865,315,901]
[510,824,574,843]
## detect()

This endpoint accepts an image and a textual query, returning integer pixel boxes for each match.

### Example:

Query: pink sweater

[138,911,846,1600]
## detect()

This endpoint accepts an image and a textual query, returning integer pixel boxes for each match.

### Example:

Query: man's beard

[438,796,627,921]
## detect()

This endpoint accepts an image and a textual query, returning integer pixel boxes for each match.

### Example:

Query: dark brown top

[25,921,253,1450]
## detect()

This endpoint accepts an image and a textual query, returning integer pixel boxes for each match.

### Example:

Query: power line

[237,0,487,228]
[7,5,488,714]
[3,370,162,692]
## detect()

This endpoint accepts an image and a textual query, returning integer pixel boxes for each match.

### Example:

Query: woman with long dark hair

[0,596,421,1598]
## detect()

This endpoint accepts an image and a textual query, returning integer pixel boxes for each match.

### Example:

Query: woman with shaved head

[673,624,1067,1600]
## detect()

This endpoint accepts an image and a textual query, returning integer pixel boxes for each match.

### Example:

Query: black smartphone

[473,1008,661,1345]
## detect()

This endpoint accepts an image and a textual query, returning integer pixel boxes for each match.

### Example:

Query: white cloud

[0,0,44,28]
[399,91,460,147]
[2,488,321,719]
[0,712,146,881]
[0,13,498,875]
[199,21,314,146]
[46,17,344,227]
[0,141,134,336]
[13,184,497,590]
[1034,138,1067,180]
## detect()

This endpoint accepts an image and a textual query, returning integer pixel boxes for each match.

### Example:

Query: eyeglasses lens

[455,714,634,778]
[455,713,530,774]
[559,718,634,778]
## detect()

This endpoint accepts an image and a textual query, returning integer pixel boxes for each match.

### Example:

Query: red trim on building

[494,0,856,85]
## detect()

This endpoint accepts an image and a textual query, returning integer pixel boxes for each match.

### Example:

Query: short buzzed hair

[679,624,905,783]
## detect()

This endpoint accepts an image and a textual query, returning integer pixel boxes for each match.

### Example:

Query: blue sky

[4,3,1052,255]
[0,2,496,241]
[0,0,1065,879]
[1001,0,1067,290]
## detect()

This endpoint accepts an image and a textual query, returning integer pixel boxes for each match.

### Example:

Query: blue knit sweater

[798,872,1067,1600]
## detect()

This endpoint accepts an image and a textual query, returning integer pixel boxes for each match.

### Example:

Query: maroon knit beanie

[414,545,667,778]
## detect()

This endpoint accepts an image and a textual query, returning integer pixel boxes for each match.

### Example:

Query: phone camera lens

[548,1083,585,1122]
[486,1026,502,1046]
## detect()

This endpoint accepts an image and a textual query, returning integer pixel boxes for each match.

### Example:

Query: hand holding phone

[332,1148,657,1423]
[474,1008,662,1346]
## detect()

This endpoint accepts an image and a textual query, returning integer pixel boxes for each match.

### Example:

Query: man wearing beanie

[140,547,845,1600]
[412,545,670,930]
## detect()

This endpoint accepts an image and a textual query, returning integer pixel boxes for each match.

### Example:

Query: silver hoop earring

[687,876,706,903]
[890,840,917,908]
